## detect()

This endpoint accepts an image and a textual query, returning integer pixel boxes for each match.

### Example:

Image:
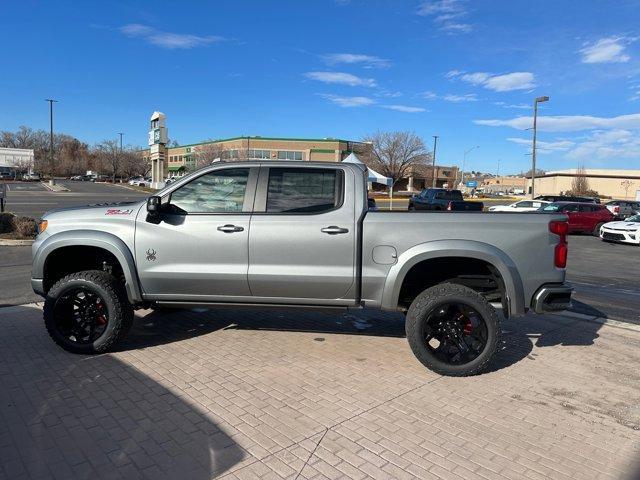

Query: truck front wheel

[405,283,500,376]
[44,270,134,354]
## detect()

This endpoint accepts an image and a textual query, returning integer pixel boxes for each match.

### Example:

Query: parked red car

[540,202,614,235]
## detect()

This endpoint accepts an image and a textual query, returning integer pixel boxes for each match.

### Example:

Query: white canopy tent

[341,153,392,186]
[342,152,395,209]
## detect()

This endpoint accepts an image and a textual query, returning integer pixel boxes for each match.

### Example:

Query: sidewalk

[0,305,638,479]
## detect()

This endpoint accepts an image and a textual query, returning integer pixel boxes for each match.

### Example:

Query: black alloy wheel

[421,302,487,365]
[52,287,109,345]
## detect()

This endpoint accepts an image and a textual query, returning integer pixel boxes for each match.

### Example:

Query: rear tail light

[549,221,568,268]
[614,206,620,214]
[447,201,453,211]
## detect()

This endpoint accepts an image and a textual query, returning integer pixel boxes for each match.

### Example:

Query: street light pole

[45,99,58,184]
[531,95,549,199]
[461,145,479,187]
[431,135,439,188]
[118,132,124,152]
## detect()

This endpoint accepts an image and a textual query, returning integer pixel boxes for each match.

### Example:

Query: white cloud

[566,129,640,160]
[382,105,426,113]
[443,93,477,102]
[120,24,224,49]
[416,0,472,34]
[507,137,574,153]
[440,23,473,33]
[305,71,376,87]
[376,90,403,98]
[449,70,536,92]
[417,0,462,15]
[580,37,631,64]
[319,94,375,107]
[474,113,640,132]
[419,91,438,100]
[495,101,530,110]
[322,53,390,68]
[418,91,477,102]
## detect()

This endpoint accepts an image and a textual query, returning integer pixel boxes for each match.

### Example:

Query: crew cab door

[247,165,357,302]
[134,166,258,299]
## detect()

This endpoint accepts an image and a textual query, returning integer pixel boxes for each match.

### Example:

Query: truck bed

[361,211,566,313]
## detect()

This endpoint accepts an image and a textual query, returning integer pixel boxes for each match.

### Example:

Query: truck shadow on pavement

[123,304,604,374]
[0,306,246,479]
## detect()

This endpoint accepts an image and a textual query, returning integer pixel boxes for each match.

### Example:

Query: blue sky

[2,0,640,174]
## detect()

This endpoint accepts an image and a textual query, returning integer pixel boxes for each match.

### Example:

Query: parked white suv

[128,176,150,187]
[488,200,550,212]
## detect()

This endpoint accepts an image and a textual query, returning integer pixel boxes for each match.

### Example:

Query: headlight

[38,220,48,234]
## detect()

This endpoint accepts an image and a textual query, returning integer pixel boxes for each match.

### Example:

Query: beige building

[141,135,456,190]
[395,164,459,192]
[527,169,640,200]
[141,136,359,176]
[481,176,527,194]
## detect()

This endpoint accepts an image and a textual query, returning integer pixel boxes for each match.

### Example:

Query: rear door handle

[217,224,244,233]
[321,226,349,235]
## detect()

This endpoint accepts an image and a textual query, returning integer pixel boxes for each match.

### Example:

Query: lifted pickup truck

[32,162,571,376]
[408,188,484,212]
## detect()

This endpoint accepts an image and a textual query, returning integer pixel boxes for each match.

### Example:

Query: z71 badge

[105,208,133,215]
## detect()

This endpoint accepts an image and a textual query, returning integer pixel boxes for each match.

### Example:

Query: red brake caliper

[96,300,107,325]
[462,317,473,335]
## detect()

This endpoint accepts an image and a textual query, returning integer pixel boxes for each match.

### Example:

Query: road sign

[466,181,478,188]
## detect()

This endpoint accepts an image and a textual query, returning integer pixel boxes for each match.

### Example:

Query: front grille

[602,232,625,241]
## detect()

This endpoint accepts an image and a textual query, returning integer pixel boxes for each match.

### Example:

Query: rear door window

[266,168,342,214]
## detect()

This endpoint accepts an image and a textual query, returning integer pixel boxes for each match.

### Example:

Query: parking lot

[1,185,639,479]
[1,180,147,219]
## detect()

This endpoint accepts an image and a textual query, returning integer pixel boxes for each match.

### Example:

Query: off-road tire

[593,222,604,237]
[44,270,134,354]
[405,283,501,376]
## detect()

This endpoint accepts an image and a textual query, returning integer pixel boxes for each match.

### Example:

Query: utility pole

[45,99,58,185]
[531,95,549,198]
[118,132,124,152]
[431,135,439,188]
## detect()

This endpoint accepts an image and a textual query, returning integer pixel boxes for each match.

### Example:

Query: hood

[43,200,145,221]
[604,220,640,231]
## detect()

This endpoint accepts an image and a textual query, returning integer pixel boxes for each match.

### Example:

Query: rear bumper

[531,284,573,314]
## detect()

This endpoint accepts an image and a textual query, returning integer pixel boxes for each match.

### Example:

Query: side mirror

[147,196,161,215]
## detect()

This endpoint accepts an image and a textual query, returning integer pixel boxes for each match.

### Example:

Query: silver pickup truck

[31,161,572,376]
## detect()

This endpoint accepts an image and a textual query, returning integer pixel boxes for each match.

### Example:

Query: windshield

[625,215,640,223]
[541,204,562,212]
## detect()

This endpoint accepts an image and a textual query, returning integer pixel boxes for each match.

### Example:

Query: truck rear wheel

[44,270,133,354]
[405,283,500,376]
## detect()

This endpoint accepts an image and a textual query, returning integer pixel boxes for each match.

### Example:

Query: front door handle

[217,224,244,233]
[321,226,349,235]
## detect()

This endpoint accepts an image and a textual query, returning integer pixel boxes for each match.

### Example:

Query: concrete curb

[554,310,640,333]
[0,239,34,246]
[40,181,70,192]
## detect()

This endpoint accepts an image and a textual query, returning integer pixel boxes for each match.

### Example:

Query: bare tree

[193,142,225,169]
[94,139,121,182]
[359,131,430,189]
[621,179,634,199]
[570,165,590,195]
[120,149,148,179]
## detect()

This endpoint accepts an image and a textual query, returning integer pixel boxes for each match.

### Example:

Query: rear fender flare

[381,239,524,315]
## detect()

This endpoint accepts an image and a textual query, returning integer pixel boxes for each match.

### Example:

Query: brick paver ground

[0,304,638,480]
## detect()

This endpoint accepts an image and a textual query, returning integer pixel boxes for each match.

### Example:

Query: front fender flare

[380,239,525,315]
[32,230,142,303]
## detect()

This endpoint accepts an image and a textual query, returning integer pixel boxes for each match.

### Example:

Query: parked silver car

[604,200,640,219]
